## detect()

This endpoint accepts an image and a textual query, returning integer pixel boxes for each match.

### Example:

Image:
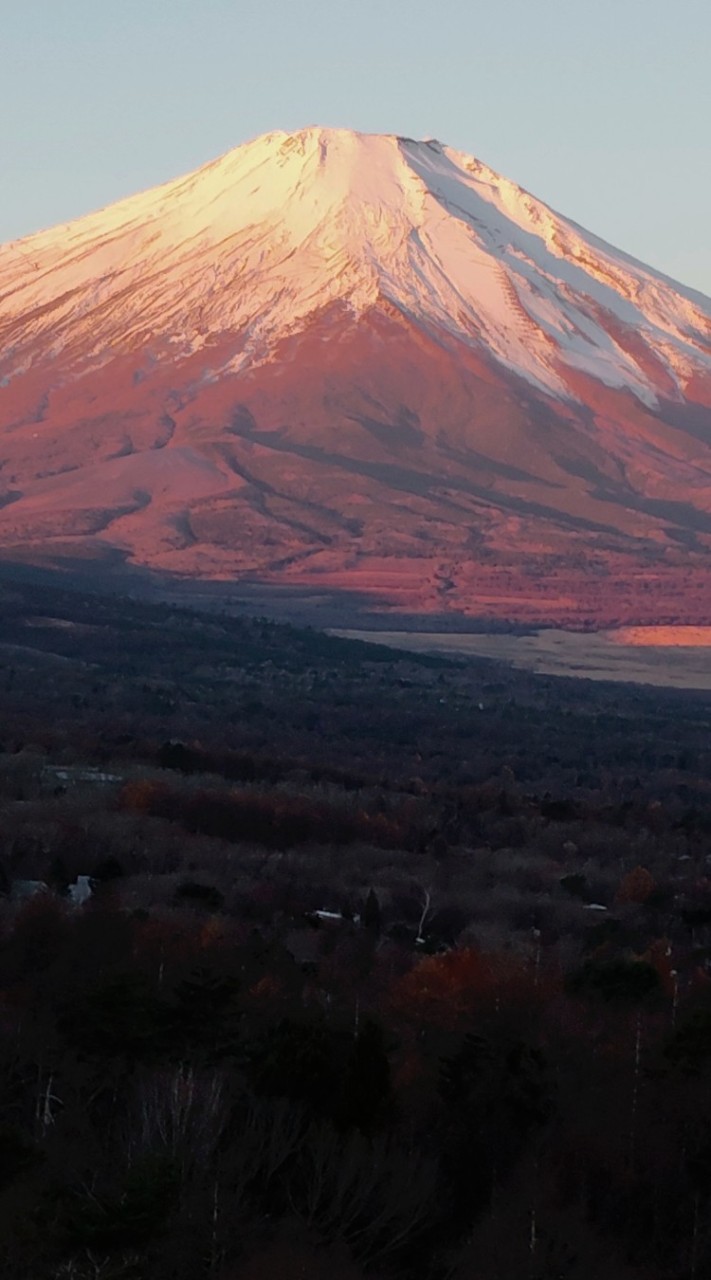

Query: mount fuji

[1,127,710,625]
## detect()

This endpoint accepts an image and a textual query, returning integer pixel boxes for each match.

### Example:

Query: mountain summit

[1,128,711,624]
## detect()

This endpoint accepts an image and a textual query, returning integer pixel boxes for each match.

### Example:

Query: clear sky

[2,0,709,294]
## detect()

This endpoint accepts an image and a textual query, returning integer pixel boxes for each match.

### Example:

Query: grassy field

[330,626,711,689]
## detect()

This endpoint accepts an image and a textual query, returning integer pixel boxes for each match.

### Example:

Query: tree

[615,866,657,905]
[391,947,528,1030]
[337,1019,391,1133]
[363,888,382,935]
[439,1032,551,1224]
[566,958,661,1006]
[247,1019,349,1118]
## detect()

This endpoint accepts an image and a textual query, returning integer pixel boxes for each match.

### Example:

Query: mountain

[1,127,710,626]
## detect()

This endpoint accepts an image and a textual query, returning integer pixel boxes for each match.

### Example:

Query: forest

[2,565,711,1278]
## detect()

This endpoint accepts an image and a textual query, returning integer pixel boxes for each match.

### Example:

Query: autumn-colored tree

[118,777,170,814]
[390,946,530,1030]
[616,865,657,905]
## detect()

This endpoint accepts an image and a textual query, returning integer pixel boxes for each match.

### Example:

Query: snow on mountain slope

[1,128,709,406]
[1,127,711,626]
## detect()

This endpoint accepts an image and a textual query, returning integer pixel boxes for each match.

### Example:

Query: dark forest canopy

[1,567,711,1278]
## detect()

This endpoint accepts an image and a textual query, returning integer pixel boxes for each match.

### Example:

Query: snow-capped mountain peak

[1,128,711,627]
[2,127,709,407]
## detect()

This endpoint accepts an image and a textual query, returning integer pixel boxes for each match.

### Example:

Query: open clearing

[329,627,711,689]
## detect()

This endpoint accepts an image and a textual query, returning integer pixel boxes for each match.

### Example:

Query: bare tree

[128,1066,226,1179]
[288,1124,436,1265]
[416,886,433,944]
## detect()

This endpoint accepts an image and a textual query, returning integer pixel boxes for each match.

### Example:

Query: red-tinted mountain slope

[1,128,710,624]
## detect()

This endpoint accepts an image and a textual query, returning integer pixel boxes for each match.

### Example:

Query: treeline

[119,777,417,854]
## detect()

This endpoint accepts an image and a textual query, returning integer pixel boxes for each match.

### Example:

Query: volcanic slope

[1,128,711,624]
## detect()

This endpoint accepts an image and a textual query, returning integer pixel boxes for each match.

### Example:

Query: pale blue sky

[2,0,709,293]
